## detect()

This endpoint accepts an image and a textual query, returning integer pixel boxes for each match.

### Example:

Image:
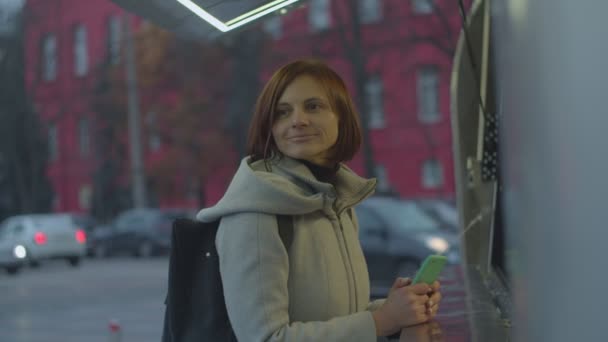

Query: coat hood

[196,156,376,222]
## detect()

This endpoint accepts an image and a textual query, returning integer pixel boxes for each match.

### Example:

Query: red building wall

[24,0,130,212]
[24,0,463,213]
[252,0,461,201]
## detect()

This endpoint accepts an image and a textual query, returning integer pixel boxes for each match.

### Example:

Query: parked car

[89,208,193,258]
[69,213,98,234]
[0,214,87,272]
[0,235,27,275]
[356,197,460,295]
[416,199,459,232]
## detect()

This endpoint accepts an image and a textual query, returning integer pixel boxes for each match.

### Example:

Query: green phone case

[412,255,448,285]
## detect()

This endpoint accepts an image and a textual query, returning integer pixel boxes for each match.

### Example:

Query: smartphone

[412,255,448,285]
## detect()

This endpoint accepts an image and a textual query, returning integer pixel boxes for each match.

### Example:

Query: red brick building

[24,0,463,213]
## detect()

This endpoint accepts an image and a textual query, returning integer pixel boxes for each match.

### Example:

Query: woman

[197,59,442,341]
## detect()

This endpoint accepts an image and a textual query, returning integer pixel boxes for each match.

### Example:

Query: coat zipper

[333,184,374,312]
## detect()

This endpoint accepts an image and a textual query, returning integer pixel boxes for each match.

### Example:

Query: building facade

[24,0,463,214]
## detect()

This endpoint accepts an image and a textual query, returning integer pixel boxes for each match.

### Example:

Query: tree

[0,5,53,221]
[223,29,265,161]
[131,24,233,206]
[327,0,465,193]
[89,56,133,221]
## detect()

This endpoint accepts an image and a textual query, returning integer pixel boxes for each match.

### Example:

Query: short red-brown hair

[247,59,362,164]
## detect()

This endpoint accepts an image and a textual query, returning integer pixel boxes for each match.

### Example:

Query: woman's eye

[307,103,322,111]
[276,109,289,117]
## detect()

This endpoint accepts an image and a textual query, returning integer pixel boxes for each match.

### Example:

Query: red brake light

[75,229,86,244]
[34,232,47,245]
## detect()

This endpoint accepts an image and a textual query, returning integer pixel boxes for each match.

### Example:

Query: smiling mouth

[288,134,317,140]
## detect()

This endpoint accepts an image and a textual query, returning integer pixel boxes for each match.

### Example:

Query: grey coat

[197,156,384,341]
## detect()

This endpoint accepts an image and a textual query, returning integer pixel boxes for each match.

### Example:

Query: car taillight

[34,232,47,245]
[75,229,86,244]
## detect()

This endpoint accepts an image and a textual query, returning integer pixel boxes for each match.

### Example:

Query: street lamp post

[123,14,146,208]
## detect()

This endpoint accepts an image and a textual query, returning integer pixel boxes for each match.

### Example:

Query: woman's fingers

[431,281,441,291]
[428,291,442,306]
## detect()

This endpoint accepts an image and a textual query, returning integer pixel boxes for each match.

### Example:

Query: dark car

[89,208,194,258]
[415,199,459,232]
[69,213,98,233]
[356,197,460,296]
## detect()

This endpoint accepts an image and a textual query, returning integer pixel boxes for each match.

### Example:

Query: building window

[309,0,330,32]
[42,34,57,81]
[417,66,440,123]
[73,25,88,76]
[78,118,90,157]
[359,0,382,23]
[365,75,385,129]
[412,0,434,14]
[48,123,58,161]
[375,164,390,192]
[422,159,444,189]
[107,15,122,64]
[263,16,282,40]
[146,111,161,152]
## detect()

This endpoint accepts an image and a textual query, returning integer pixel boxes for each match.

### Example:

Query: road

[0,257,169,342]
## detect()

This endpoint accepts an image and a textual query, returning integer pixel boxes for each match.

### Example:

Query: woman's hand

[426,281,442,320]
[372,277,436,336]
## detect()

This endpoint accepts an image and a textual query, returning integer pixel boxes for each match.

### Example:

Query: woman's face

[272,75,339,167]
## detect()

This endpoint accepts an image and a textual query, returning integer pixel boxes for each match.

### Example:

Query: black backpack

[161,216,293,342]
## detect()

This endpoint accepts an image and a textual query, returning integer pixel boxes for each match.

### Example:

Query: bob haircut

[247,59,362,165]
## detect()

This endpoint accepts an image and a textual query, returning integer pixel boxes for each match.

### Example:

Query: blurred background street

[0,258,168,342]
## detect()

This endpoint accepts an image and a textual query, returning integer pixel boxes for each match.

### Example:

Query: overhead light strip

[176,0,301,32]
[225,0,292,26]
[176,0,229,31]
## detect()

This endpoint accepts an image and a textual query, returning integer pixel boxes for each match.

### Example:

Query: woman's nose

[291,108,309,127]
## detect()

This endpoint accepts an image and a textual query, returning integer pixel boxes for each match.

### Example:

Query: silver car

[0,214,87,273]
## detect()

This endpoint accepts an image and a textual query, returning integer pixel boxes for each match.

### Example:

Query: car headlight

[424,237,449,253]
[13,245,27,259]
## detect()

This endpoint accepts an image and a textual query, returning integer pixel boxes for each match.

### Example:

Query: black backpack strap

[276,215,293,251]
